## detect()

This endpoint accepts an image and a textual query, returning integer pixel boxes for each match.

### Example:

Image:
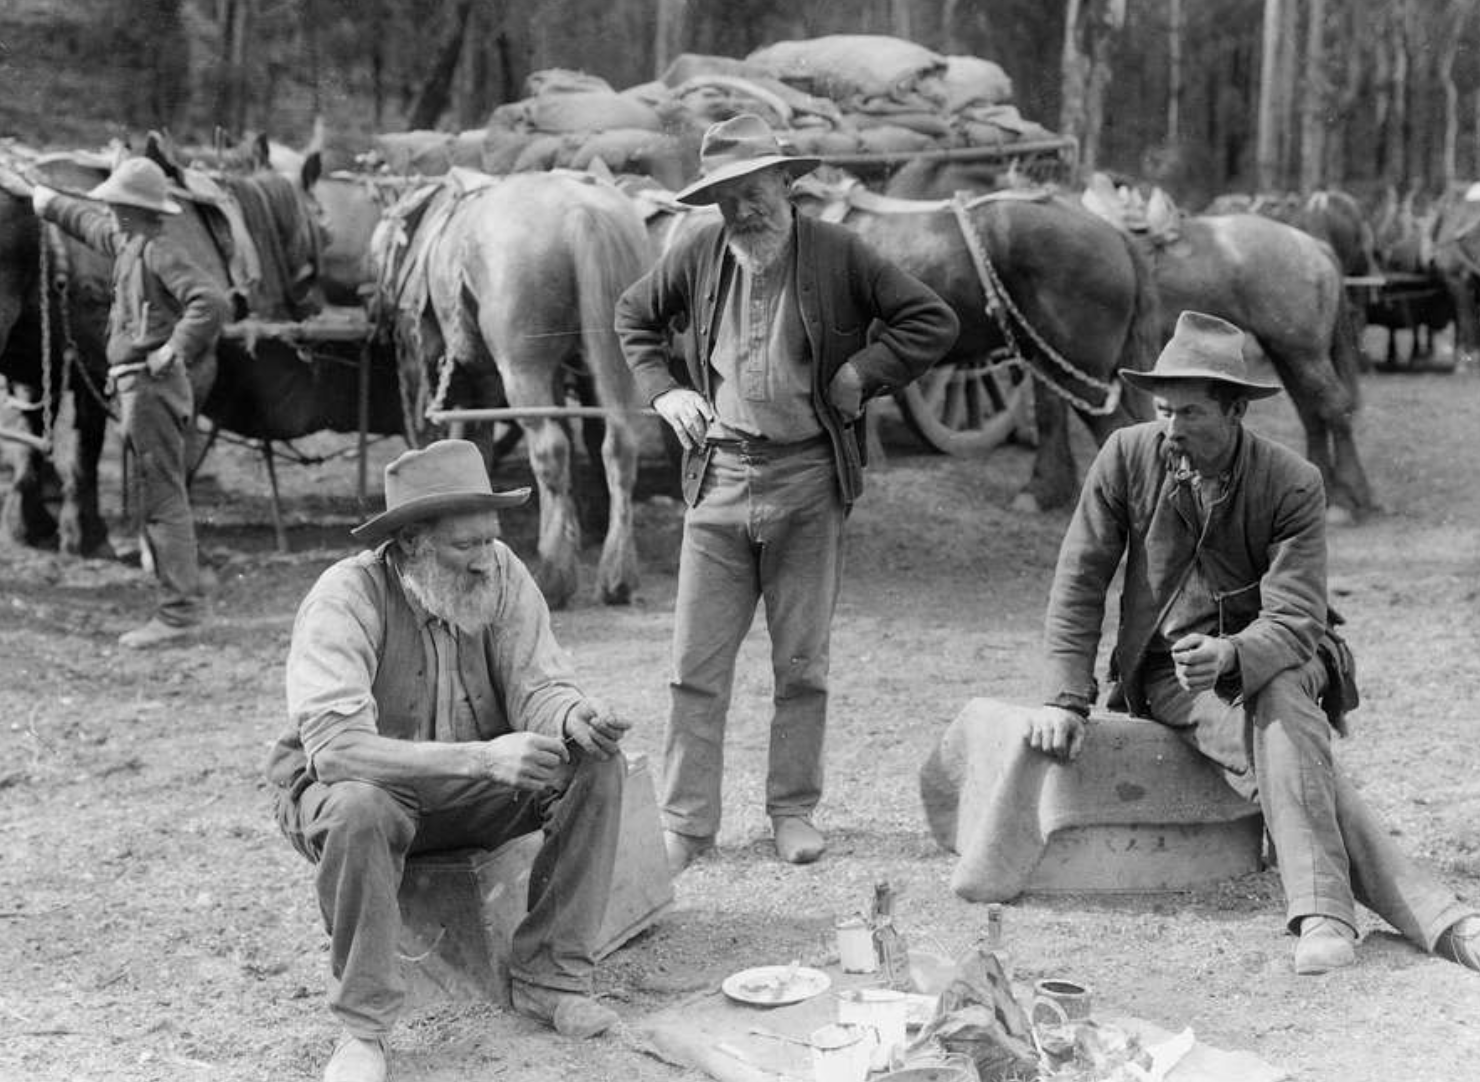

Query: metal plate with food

[721,964,832,1006]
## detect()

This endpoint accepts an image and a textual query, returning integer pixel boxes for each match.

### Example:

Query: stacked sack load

[359,35,1061,188]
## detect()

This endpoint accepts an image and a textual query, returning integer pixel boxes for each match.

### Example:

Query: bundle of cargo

[480,68,698,188]
[357,36,1070,192]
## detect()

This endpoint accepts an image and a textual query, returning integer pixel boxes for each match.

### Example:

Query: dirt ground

[2,357,1479,1082]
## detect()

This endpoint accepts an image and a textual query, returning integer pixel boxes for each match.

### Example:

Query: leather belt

[703,432,830,459]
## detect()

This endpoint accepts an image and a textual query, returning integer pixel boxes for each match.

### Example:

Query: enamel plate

[721,965,832,1006]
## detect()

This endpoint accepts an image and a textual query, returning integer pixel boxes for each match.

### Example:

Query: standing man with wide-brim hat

[266,438,633,1082]
[616,113,959,873]
[1027,309,1480,976]
[0,157,227,648]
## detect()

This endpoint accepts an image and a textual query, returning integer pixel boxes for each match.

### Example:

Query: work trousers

[1145,655,1471,950]
[275,752,624,1038]
[662,441,846,838]
[117,363,201,627]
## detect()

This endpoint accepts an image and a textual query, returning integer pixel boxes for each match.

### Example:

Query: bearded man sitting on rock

[265,439,630,1082]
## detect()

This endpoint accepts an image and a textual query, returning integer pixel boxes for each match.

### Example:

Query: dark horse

[893,161,1375,522]
[1,149,117,556]
[0,141,403,558]
[794,168,1160,511]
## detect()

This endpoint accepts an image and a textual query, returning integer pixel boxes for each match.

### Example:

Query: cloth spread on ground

[918,698,1261,903]
[629,965,1286,1082]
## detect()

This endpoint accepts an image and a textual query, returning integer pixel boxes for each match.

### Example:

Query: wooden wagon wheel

[895,353,1034,456]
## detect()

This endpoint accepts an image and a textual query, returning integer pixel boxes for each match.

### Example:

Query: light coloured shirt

[707,242,821,442]
[282,542,583,774]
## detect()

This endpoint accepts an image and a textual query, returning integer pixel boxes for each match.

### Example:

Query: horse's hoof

[1325,503,1359,528]
[1010,491,1043,514]
[535,565,579,611]
[598,580,635,606]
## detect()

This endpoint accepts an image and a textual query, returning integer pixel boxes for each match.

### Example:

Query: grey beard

[727,224,790,273]
[401,551,501,634]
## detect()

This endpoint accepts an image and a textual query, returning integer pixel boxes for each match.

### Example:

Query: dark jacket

[1042,420,1328,718]
[615,211,958,507]
[42,193,227,368]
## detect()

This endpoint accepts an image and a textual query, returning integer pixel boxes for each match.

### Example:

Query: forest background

[5,0,1480,209]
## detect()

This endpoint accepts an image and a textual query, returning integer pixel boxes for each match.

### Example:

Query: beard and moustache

[726,204,792,273]
[399,536,501,634]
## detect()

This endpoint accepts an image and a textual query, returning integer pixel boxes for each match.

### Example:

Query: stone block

[397,751,672,1006]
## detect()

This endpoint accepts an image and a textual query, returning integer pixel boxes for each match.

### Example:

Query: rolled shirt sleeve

[284,562,386,773]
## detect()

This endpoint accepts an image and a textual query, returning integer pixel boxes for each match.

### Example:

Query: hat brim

[1120,368,1283,400]
[85,177,183,215]
[675,154,822,206]
[351,488,531,543]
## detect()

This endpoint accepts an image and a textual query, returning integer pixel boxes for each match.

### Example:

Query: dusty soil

[2,364,1479,1082]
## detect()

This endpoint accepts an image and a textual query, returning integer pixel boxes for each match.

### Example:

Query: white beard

[727,222,791,273]
[400,546,501,634]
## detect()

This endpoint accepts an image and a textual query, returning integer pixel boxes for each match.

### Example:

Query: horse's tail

[566,191,649,409]
[1114,231,1161,420]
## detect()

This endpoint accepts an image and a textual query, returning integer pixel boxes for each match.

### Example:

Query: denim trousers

[275,751,624,1037]
[662,442,846,838]
[1145,655,1471,949]
[117,364,201,627]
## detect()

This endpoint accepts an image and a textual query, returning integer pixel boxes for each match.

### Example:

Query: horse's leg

[518,411,580,609]
[1265,346,1372,524]
[592,401,638,605]
[73,401,114,558]
[1013,382,1077,513]
[0,384,59,549]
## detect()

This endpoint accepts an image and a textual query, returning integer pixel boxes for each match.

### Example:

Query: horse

[1139,215,1374,521]
[1,148,118,558]
[894,162,1375,523]
[1,140,403,560]
[1427,182,1480,370]
[816,168,1162,511]
[370,169,651,609]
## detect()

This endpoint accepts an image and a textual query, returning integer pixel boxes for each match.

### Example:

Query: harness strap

[948,195,1121,417]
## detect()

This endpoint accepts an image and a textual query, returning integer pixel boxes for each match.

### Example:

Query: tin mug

[1030,977,1093,1027]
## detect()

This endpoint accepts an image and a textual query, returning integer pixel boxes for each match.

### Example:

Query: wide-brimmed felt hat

[674,113,821,206]
[352,439,530,543]
[86,158,184,215]
[1121,310,1283,400]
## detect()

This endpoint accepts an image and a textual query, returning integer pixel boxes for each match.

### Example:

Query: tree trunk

[1389,4,1411,189]
[1439,2,1478,186]
[942,0,963,53]
[1059,0,1125,178]
[407,0,476,131]
[1167,0,1183,144]
[654,0,687,80]
[892,0,915,42]
[1255,0,1283,191]
[1299,0,1327,192]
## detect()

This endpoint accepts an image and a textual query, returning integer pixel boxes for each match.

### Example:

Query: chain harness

[948,194,1121,417]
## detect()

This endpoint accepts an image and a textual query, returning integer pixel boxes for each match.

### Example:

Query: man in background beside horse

[616,114,958,873]
[1028,310,1480,976]
[267,439,631,1082]
[0,159,227,648]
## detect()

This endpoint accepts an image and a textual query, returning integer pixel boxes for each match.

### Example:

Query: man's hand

[1169,633,1237,693]
[476,731,570,790]
[562,697,631,760]
[1026,706,1087,761]
[145,342,176,378]
[0,165,34,201]
[827,360,864,421]
[653,387,715,452]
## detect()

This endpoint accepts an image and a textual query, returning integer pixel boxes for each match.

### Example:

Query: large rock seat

[920,698,1263,901]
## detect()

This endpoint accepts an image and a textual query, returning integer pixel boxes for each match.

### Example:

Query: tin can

[836,915,878,973]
